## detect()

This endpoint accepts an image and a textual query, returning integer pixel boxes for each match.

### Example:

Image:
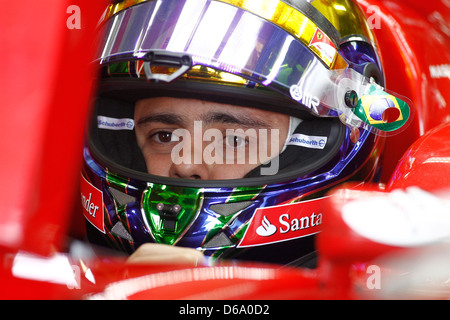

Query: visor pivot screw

[144,51,154,61]
[181,55,191,65]
[345,90,358,108]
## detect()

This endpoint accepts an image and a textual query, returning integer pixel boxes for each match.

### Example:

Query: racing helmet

[81,0,413,266]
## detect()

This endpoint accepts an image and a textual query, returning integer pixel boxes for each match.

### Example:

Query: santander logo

[239,198,325,248]
[256,216,277,237]
[80,174,105,233]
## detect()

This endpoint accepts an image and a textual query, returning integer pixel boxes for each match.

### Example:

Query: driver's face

[134,97,290,180]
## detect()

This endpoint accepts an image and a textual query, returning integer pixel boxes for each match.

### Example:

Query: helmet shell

[82,0,386,266]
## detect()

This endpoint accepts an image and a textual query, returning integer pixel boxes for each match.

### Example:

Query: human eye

[224,134,248,150]
[149,130,174,143]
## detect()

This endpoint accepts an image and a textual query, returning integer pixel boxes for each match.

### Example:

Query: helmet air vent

[111,221,134,242]
[209,201,254,217]
[108,187,136,206]
[203,232,233,249]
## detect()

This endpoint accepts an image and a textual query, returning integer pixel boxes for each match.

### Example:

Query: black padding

[245,117,345,178]
[89,97,147,172]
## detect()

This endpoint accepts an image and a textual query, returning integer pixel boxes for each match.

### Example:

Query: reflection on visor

[98,0,413,136]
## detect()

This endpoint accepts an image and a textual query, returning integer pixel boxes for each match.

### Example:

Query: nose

[169,161,210,180]
[168,141,210,180]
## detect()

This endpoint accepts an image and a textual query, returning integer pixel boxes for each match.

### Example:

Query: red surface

[0,1,106,255]
[355,0,450,182]
[0,0,449,300]
[388,122,450,191]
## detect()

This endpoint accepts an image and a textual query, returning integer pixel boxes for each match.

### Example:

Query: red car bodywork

[0,0,449,299]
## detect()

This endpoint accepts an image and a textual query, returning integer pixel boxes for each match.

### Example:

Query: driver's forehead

[134,96,290,129]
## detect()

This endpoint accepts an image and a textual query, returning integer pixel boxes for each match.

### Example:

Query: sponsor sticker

[287,133,327,149]
[238,198,325,248]
[80,174,105,233]
[97,116,135,130]
[308,28,337,67]
[359,95,403,125]
[289,85,320,113]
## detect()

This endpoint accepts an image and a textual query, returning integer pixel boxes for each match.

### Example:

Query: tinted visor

[96,0,412,135]
[97,0,344,118]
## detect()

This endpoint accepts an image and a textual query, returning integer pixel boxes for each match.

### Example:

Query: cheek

[253,130,284,163]
[143,154,172,176]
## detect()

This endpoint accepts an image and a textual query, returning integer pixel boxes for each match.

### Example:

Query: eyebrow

[203,112,271,128]
[136,113,184,126]
[136,111,271,128]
